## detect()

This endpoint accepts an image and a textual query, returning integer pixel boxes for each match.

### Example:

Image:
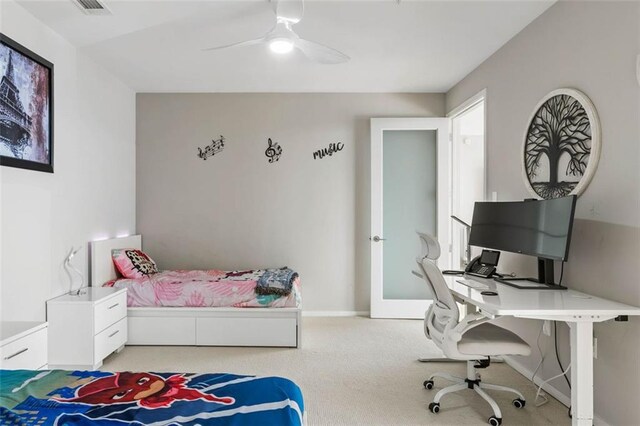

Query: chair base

[418,356,504,363]
[418,357,464,363]
[424,360,525,425]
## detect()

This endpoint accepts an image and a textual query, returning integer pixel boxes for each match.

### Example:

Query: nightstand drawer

[95,292,127,334]
[0,327,47,370]
[94,318,127,364]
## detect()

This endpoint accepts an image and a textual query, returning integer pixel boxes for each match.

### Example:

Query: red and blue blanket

[0,369,304,425]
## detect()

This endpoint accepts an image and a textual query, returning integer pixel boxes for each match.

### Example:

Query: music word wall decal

[197,135,225,160]
[265,138,283,163]
[313,142,344,160]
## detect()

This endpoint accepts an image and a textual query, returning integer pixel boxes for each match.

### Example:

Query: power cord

[531,322,549,406]
[553,261,572,417]
[553,322,572,390]
[554,262,571,390]
[535,362,572,405]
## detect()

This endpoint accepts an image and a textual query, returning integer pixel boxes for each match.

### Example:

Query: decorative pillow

[112,249,158,279]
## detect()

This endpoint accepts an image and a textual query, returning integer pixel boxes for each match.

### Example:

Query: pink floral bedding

[104,269,301,308]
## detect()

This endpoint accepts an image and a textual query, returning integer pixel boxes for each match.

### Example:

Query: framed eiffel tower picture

[0,34,54,173]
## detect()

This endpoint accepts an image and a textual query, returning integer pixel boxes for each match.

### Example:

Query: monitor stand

[494,258,568,290]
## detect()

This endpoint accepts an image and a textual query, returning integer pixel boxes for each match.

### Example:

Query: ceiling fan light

[269,39,294,54]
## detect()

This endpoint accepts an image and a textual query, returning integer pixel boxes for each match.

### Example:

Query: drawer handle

[108,303,119,310]
[4,347,28,360]
[108,330,120,338]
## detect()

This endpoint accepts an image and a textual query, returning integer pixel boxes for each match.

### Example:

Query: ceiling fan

[203,0,349,64]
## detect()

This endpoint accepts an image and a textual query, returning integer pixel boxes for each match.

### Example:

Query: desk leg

[569,321,593,426]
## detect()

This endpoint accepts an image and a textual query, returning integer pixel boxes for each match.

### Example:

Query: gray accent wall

[446,1,640,424]
[136,93,444,313]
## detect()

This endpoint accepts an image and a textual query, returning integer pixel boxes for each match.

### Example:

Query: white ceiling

[15,0,555,92]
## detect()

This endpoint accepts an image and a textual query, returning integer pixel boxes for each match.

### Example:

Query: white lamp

[64,246,85,295]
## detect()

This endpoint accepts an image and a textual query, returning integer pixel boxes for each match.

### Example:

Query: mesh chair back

[419,259,458,315]
[418,258,460,336]
[417,231,441,260]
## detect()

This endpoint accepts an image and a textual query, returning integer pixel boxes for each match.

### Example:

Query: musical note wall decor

[265,138,283,163]
[197,135,225,160]
[313,142,344,160]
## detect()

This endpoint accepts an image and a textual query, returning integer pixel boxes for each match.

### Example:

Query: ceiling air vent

[72,0,111,15]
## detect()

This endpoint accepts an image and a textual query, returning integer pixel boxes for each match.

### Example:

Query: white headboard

[90,235,142,286]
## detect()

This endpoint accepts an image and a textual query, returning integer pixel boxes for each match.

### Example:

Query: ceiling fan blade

[274,0,304,24]
[202,37,265,52]
[295,38,349,64]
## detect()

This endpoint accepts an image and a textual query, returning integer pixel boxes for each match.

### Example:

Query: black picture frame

[0,33,54,173]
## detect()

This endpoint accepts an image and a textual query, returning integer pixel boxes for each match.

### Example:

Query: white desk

[444,275,640,426]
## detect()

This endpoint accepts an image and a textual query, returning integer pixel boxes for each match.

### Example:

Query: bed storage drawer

[126,307,301,347]
[196,317,297,347]
[128,316,196,345]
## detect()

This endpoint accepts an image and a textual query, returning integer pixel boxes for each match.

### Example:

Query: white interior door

[370,118,450,319]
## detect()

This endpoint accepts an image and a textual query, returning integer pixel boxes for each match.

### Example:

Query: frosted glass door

[382,130,436,300]
[370,118,450,319]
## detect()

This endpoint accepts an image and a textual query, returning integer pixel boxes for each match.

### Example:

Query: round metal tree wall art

[522,88,600,199]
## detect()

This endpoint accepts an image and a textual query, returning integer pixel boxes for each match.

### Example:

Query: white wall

[0,0,136,321]
[0,0,4,322]
[446,2,640,424]
[136,93,444,313]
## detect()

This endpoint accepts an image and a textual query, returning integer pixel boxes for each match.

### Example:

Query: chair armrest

[448,312,492,342]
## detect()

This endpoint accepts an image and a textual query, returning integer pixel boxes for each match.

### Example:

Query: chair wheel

[488,416,502,426]
[428,402,440,414]
[423,380,434,390]
[513,398,526,408]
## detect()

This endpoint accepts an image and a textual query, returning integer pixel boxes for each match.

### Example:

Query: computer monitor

[468,195,577,288]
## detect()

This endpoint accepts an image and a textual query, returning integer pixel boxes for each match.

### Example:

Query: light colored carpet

[101,317,569,425]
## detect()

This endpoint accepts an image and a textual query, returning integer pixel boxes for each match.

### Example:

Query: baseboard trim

[302,311,369,317]
[504,356,611,426]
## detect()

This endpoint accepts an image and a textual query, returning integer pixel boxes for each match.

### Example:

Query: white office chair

[416,234,531,426]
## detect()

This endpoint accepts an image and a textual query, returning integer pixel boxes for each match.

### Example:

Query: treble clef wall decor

[265,138,283,163]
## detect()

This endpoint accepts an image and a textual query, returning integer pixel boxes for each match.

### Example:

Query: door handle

[370,235,386,242]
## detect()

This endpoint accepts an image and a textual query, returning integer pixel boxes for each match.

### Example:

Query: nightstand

[0,322,48,370]
[47,287,127,370]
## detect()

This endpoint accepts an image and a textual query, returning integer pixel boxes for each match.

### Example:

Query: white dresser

[0,322,48,370]
[47,287,127,370]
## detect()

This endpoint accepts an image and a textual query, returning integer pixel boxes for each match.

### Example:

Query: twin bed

[0,235,305,425]
[90,235,302,348]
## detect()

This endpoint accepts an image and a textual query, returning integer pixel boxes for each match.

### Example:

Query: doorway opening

[450,93,486,270]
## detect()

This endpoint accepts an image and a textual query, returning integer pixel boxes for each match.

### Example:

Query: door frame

[370,118,450,319]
